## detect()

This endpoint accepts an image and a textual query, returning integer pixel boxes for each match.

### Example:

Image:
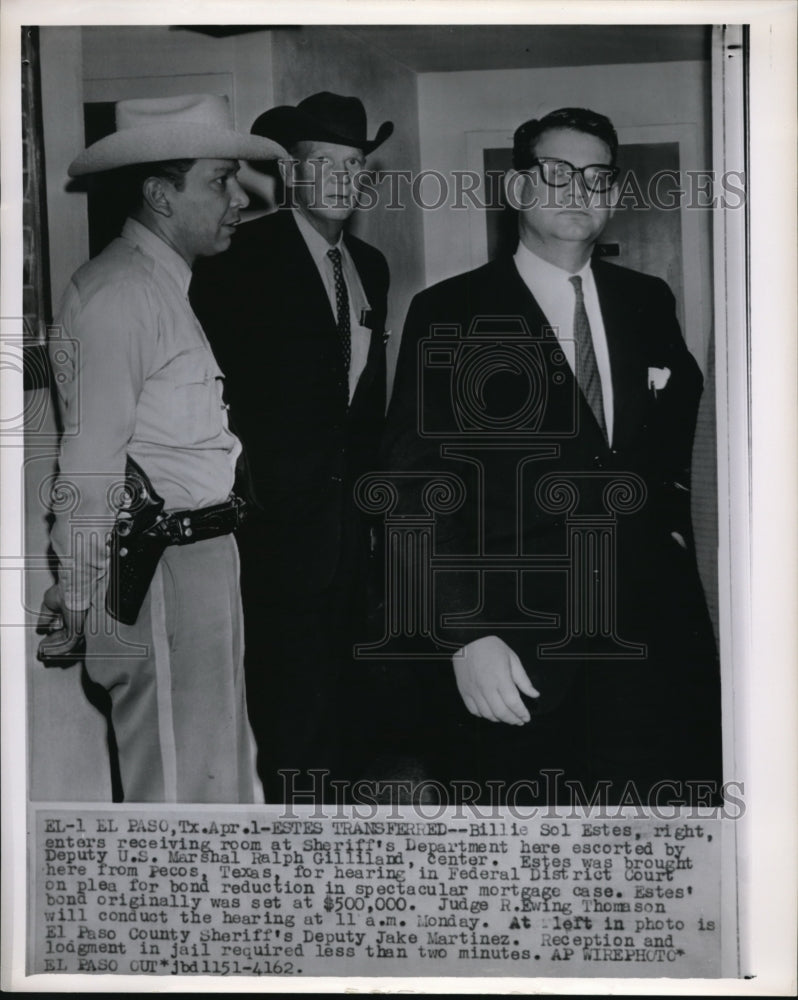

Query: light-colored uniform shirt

[513,241,614,445]
[292,208,371,401]
[50,217,241,611]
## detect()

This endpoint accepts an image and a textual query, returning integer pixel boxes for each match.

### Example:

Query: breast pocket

[167,349,225,444]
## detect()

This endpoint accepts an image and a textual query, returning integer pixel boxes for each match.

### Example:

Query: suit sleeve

[382,288,457,483]
[382,290,424,467]
[373,248,390,312]
[382,289,486,650]
[646,277,704,541]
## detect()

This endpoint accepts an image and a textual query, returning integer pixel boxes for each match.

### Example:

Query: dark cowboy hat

[250,91,393,155]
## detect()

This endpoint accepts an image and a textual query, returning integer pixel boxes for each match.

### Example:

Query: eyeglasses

[530,157,619,193]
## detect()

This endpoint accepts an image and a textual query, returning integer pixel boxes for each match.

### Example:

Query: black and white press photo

[1,1,796,993]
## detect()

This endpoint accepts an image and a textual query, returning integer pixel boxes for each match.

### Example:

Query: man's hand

[452,635,539,725]
[36,584,88,668]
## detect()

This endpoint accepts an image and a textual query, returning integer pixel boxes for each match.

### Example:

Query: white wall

[81,25,274,137]
[40,28,88,312]
[417,61,713,368]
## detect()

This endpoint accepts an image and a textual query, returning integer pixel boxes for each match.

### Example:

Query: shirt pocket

[166,348,226,445]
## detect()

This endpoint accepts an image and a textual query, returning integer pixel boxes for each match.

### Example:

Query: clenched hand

[36,584,88,667]
[452,635,539,725]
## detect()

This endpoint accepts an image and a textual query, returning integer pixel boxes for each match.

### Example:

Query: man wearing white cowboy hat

[191,91,393,801]
[37,94,285,803]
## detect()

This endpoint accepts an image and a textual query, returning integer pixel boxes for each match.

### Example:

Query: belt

[146,495,247,546]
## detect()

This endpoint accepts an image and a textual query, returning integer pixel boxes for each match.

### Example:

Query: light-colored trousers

[84,534,260,802]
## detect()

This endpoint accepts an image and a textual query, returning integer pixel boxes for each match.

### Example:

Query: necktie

[569,274,606,438]
[327,247,351,371]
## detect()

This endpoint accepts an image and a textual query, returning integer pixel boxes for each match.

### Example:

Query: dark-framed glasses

[531,157,619,193]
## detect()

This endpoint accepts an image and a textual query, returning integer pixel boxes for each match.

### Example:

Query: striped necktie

[569,274,606,438]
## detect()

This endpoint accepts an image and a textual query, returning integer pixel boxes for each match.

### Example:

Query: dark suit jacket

[383,253,717,712]
[190,209,389,599]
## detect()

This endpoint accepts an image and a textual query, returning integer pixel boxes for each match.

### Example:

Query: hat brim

[251,106,394,156]
[69,123,287,176]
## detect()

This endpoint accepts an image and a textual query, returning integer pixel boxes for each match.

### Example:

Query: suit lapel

[279,211,339,331]
[497,257,607,447]
[346,235,386,407]
[593,260,649,453]
[280,213,383,410]
[499,257,551,329]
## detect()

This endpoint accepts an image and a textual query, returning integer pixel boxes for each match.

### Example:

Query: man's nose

[331,167,352,188]
[565,170,591,205]
[229,177,249,210]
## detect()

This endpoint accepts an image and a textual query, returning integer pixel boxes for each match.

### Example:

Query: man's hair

[108,158,197,215]
[82,159,197,256]
[512,108,618,170]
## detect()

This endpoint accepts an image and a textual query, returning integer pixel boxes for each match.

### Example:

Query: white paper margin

[2,0,796,995]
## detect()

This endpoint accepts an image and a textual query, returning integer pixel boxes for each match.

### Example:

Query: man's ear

[141,176,173,218]
[277,156,298,188]
[504,168,533,211]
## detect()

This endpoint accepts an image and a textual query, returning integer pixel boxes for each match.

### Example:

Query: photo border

[2,1,795,994]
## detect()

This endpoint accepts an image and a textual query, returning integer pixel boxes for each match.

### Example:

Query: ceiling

[341,25,711,72]
[183,24,711,72]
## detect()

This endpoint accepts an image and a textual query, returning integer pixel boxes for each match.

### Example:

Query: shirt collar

[121,217,194,296]
[514,239,593,286]
[292,208,343,267]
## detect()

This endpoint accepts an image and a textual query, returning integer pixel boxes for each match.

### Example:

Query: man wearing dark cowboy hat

[191,91,393,802]
[37,94,285,802]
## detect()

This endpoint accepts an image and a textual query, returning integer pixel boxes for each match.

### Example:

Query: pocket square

[648,366,671,395]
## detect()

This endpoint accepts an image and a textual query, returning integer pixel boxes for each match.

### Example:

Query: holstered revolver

[105,457,168,625]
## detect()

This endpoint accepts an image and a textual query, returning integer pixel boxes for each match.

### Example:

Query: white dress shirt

[51,217,241,609]
[513,241,614,445]
[293,209,371,402]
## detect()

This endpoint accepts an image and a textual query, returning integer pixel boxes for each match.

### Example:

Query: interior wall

[81,26,275,138]
[271,26,425,379]
[39,27,87,316]
[417,60,713,369]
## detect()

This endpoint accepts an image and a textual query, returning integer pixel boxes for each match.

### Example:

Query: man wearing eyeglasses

[382,107,721,804]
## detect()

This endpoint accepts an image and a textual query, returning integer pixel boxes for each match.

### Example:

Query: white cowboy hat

[68,93,287,176]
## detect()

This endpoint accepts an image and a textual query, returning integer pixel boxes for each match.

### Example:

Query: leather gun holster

[105,458,168,626]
